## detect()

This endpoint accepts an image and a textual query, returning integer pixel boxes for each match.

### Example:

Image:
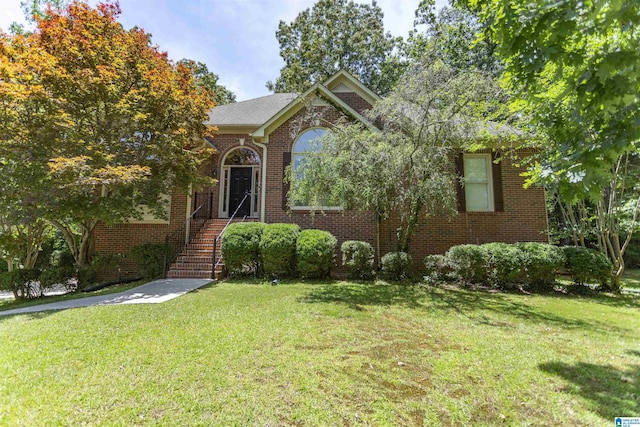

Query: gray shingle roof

[205,93,298,126]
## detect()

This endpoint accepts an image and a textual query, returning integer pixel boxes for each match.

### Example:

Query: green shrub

[516,242,565,286]
[39,266,76,291]
[563,246,612,286]
[221,222,266,276]
[341,240,375,280]
[381,252,412,281]
[50,249,76,269]
[259,223,300,277]
[0,269,42,300]
[423,254,456,282]
[130,243,168,279]
[296,229,337,279]
[482,242,526,287]
[445,244,489,283]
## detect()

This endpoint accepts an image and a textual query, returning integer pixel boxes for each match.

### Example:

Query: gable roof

[206,70,380,140]
[205,93,297,128]
[323,70,381,106]
[251,82,379,142]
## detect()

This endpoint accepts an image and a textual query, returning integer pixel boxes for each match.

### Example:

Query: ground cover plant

[0,279,638,426]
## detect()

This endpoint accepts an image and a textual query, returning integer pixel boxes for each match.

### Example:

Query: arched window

[224,147,260,166]
[292,128,327,179]
[290,128,340,209]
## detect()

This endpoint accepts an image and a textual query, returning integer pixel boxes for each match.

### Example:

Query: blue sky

[0,0,447,101]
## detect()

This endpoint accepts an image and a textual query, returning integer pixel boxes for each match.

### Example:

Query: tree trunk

[77,222,96,267]
[398,199,423,253]
[50,219,97,267]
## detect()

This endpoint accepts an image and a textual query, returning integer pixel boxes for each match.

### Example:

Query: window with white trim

[464,154,494,212]
[291,128,340,209]
[293,128,327,178]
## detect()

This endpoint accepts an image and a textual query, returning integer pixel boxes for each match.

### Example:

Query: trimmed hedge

[563,246,612,286]
[260,223,300,277]
[296,229,337,278]
[130,243,168,279]
[381,252,412,281]
[428,242,566,290]
[445,244,489,283]
[424,254,455,282]
[221,222,266,276]
[516,242,565,286]
[341,240,375,280]
[482,242,526,286]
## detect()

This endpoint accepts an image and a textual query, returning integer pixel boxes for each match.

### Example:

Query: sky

[0,0,447,101]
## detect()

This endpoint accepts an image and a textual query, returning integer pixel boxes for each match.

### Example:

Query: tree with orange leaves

[0,1,216,269]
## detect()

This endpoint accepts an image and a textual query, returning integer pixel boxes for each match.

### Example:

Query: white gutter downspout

[253,138,268,223]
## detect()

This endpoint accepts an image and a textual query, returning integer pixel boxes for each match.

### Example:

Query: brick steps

[166,218,251,279]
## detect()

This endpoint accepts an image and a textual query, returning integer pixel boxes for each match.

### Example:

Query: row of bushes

[220,222,418,282]
[0,266,86,300]
[222,223,337,278]
[424,243,612,289]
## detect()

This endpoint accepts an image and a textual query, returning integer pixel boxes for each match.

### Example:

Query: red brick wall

[378,154,548,266]
[334,92,373,115]
[93,190,189,279]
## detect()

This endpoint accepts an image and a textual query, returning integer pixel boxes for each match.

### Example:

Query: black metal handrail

[163,192,214,278]
[211,191,250,278]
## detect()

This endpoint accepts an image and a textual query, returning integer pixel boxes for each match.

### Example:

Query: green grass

[622,269,640,289]
[0,280,146,312]
[0,280,638,426]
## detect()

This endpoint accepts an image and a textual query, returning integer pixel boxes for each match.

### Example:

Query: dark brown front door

[228,167,252,217]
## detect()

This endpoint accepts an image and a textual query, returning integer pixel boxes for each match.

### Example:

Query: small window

[464,154,494,212]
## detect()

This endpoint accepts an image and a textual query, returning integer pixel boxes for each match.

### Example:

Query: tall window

[291,128,331,208]
[293,128,327,177]
[464,153,494,212]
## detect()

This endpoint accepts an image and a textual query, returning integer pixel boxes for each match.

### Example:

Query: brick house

[94,70,548,279]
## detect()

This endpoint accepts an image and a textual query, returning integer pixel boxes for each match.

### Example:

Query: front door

[228,167,252,217]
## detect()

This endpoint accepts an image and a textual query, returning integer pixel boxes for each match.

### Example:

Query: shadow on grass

[300,281,426,310]
[0,309,60,323]
[540,361,640,419]
[301,282,630,334]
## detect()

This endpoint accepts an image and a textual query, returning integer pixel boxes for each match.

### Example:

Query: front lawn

[0,280,638,425]
[622,269,640,290]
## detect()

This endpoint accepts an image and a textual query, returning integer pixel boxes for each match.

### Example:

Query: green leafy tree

[177,59,236,105]
[0,2,215,268]
[267,0,399,95]
[405,2,502,77]
[465,0,640,288]
[288,52,508,252]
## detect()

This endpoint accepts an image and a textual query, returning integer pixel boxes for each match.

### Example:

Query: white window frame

[291,128,342,211]
[463,153,494,212]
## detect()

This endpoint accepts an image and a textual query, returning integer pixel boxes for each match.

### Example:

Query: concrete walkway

[0,278,213,317]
